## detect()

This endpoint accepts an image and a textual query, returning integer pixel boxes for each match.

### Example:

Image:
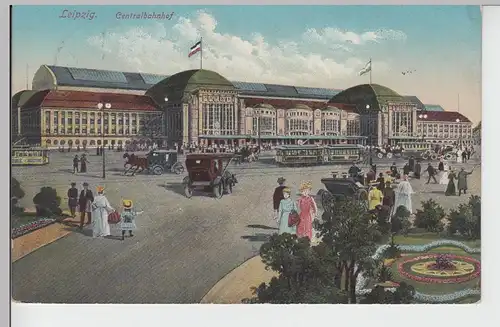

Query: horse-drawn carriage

[123,150,184,175]
[317,176,369,213]
[374,147,403,159]
[234,146,259,163]
[182,153,238,199]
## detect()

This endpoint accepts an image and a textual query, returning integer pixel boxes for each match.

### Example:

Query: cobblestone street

[11,151,481,303]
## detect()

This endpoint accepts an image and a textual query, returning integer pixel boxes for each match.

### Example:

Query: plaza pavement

[11,151,481,303]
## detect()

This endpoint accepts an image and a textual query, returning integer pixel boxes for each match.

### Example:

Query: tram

[275,144,364,166]
[11,146,50,166]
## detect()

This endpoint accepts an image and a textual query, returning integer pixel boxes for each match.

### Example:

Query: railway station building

[11,64,474,148]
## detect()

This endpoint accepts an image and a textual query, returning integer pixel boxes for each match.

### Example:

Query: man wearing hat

[67,182,78,217]
[273,177,287,218]
[79,182,94,229]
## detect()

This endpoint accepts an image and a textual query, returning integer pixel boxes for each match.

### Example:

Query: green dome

[146,69,235,104]
[328,83,404,112]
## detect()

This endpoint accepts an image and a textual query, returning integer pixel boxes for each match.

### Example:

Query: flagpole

[200,37,203,70]
[369,58,372,84]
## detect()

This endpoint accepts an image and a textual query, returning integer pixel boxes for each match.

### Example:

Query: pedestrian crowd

[66,182,142,240]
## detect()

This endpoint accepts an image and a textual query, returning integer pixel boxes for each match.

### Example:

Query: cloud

[86,11,399,87]
[303,27,407,46]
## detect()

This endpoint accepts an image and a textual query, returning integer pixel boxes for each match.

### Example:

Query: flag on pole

[188,40,202,57]
[358,60,372,76]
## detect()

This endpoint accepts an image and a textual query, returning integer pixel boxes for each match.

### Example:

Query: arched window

[90,140,96,145]
[53,140,59,145]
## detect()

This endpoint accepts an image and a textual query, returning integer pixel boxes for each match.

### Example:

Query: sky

[11,5,482,123]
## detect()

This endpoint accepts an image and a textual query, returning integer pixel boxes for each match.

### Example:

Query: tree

[243,233,348,304]
[447,195,481,240]
[414,199,445,232]
[11,177,25,214]
[316,199,384,303]
[32,187,62,217]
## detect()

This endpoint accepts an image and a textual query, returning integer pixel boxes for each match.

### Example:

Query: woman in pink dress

[296,181,318,240]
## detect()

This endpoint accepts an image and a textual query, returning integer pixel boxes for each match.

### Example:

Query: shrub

[11,177,25,214]
[447,195,481,240]
[391,205,412,236]
[32,187,62,217]
[414,199,445,232]
[360,282,415,304]
[375,263,393,282]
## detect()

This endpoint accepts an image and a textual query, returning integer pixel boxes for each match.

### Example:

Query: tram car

[274,144,364,166]
[11,146,50,166]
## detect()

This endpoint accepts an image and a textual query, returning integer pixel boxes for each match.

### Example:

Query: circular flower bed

[11,218,57,239]
[397,254,480,284]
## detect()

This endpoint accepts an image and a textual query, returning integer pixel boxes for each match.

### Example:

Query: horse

[123,152,148,176]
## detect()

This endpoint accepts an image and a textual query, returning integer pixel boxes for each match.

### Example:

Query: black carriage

[317,177,369,213]
[147,150,184,175]
[182,153,238,199]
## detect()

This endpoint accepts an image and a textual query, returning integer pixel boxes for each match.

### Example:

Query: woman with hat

[296,181,317,240]
[368,183,384,211]
[67,182,78,217]
[119,200,143,240]
[91,186,114,238]
[277,187,298,235]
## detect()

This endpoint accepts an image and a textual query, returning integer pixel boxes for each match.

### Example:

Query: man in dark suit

[273,177,287,218]
[79,182,94,229]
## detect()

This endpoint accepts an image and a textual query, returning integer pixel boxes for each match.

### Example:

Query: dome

[328,83,404,112]
[146,69,235,104]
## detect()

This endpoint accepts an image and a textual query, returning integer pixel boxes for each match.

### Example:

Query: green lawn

[393,232,481,249]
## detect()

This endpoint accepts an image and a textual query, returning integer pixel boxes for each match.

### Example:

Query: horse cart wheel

[377,153,384,159]
[386,152,393,159]
[422,153,429,160]
[213,183,223,199]
[184,184,193,198]
[172,162,184,175]
[152,165,164,175]
[430,153,438,160]
[444,153,453,160]
[320,190,335,213]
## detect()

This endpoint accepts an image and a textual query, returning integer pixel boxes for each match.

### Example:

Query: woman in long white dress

[439,162,450,185]
[456,149,463,163]
[91,186,114,238]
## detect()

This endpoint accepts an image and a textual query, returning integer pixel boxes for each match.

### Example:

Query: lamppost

[365,104,373,166]
[418,112,428,142]
[455,118,461,146]
[253,108,261,147]
[97,102,112,179]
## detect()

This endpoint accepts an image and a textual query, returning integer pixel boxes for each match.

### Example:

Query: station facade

[11,65,474,148]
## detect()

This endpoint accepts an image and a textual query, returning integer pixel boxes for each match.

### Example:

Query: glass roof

[424,104,445,112]
[295,87,339,97]
[141,73,169,84]
[265,84,297,94]
[68,67,127,83]
[232,81,267,92]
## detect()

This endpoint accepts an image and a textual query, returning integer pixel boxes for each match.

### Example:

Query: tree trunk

[349,275,357,304]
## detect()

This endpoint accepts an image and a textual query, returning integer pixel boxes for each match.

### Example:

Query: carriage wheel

[444,153,453,160]
[213,183,223,199]
[377,153,384,159]
[430,153,438,160]
[422,153,429,160]
[172,163,184,175]
[386,152,393,159]
[357,189,369,211]
[184,184,193,198]
[320,190,335,213]
[152,165,164,175]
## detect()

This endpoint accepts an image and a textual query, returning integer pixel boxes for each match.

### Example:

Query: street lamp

[365,104,374,166]
[97,102,112,179]
[419,113,428,119]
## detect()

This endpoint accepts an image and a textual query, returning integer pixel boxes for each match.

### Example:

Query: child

[119,200,143,240]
